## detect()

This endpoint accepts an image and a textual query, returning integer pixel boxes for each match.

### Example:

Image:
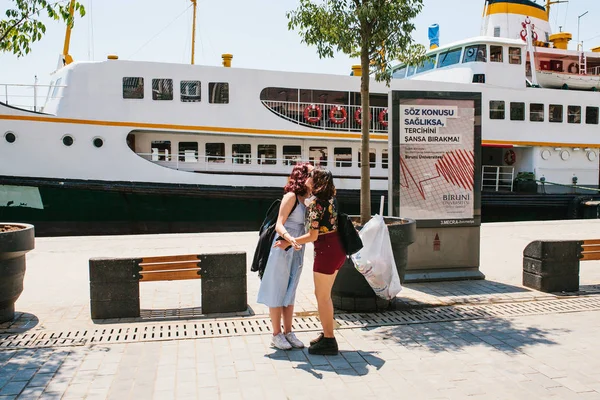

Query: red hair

[283,162,311,196]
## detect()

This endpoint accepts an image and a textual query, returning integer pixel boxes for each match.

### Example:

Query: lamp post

[578,11,589,51]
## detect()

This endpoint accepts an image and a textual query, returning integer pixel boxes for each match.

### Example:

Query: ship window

[510,102,525,121]
[257,144,276,165]
[93,137,104,148]
[283,145,302,165]
[309,146,328,167]
[4,132,16,143]
[530,103,544,122]
[206,142,225,162]
[586,107,599,124]
[179,142,198,162]
[437,48,462,68]
[489,101,505,119]
[382,149,388,169]
[62,134,74,147]
[123,77,144,99]
[494,27,501,37]
[358,148,376,168]
[407,65,417,76]
[180,81,201,102]
[490,46,503,62]
[209,82,229,104]
[416,56,436,73]
[151,140,171,161]
[334,147,352,167]
[568,106,581,124]
[260,87,299,102]
[549,104,563,123]
[392,65,407,79]
[232,144,251,164]
[463,44,486,63]
[152,79,173,100]
[509,47,522,64]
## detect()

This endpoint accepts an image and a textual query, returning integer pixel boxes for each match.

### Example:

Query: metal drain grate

[2,296,600,349]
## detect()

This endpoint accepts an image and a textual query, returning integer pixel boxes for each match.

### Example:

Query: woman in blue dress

[257,163,312,350]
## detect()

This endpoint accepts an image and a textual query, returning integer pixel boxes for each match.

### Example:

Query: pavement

[1,219,600,399]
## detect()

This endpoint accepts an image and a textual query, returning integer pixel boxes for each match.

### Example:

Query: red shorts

[313,231,347,275]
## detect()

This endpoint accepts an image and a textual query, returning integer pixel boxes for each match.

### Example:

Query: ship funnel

[428,24,439,49]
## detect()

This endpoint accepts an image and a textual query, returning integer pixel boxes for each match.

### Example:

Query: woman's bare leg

[313,270,338,338]
[282,305,294,334]
[269,307,283,335]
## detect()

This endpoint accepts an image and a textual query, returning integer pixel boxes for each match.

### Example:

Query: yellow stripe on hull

[484,2,548,22]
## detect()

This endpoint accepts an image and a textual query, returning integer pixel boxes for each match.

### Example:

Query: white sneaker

[285,332,305,349]
[271,333,292,350]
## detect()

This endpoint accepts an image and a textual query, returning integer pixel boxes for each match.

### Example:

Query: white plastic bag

[350,214,402,300]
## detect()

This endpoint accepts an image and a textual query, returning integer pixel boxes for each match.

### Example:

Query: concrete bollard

[522,240,581,293]
[89,258,141,319]
[200,252,247,314]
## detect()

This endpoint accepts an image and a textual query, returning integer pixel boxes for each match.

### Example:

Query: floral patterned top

[306,196,338,234]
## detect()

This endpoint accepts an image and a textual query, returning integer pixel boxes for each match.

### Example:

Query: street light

[578,11,589,51]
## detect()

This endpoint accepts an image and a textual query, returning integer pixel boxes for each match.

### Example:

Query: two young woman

[257,164,345,355]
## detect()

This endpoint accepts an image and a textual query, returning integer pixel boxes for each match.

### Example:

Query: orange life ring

[504,149,516,165]
[353,108,372,125]
[329,106,347,124]
[303,104,322,123]
[378,109,388,127]
[568,63,579,74]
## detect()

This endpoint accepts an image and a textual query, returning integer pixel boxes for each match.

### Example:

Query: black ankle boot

[310,332,324,346]
[308,337,338,355]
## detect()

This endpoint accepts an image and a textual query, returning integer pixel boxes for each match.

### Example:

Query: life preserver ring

[303,104,322,123]
[504,149,516,165]
[329,106,347,124]
[568,63,579,74]
[353,108,372,125]
[378,109,388,127]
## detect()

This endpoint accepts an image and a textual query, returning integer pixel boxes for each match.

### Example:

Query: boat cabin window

[494,27,501,37]
[283,145,302,165]
[152,79,173,101]
[206,143,225,162]
[489,101,505,119]
[334,148,352,167]
[490,46,503,63]
[209,82,229,104]
[260,87,299,102]
[530,103,544,122]
[232,144,251,164]
[309,146,328,167]
[416,56,436,73]
[586,107,599,124]
[382,149,388,169]
[257,144,277,165]
[151,140,171,161]
[510,102,525,121]
[181,81,201,102]
[407,65,417,76]
[392,65,407,79]
[358,149,376,168]
[463,44,486,63]
[568,106,581,124]
[123,77,144,99]
[179,142,198,162]
[509,47,522,65]
[549,105,563,123]
[437,48,462,68]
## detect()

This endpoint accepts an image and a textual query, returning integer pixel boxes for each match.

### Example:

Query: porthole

[4,132,16,143]
[540,149,551,160]
[93,137,104,148]
[62,135,74,147]
[588,151,597,162]
[560,150,570,161]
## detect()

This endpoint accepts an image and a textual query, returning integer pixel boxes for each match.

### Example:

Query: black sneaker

[310,332,324,346]
[308,337,338,355]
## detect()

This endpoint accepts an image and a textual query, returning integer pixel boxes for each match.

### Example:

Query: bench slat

[581,251,600,261]
[141,254,200,264]
[139,261,201,272]
[583,239,600,246]
[139,269,201,282]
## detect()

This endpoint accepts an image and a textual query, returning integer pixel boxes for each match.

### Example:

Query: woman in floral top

[276,167,345,355]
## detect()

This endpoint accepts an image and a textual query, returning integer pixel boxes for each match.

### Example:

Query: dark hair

[310,167,336,201]
[283,162,311,196]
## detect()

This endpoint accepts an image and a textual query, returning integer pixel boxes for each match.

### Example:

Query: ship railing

[481,165,514,192]
[586,66,600,76]
[0,82,64,112]
[261,100,389,134]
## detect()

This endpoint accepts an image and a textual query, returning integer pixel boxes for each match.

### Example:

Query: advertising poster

[399,99,475,225]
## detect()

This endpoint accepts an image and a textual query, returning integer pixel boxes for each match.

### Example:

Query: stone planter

[0,223,35,323]
[332,217,416,312]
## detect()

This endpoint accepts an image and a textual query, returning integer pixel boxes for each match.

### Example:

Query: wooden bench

[89,252,246,319]
[522,240,599,293]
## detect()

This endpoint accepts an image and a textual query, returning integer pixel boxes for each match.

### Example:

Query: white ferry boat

[1,0,599,235]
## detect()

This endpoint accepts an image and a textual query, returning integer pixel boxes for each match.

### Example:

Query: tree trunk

[359,38,371,225]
